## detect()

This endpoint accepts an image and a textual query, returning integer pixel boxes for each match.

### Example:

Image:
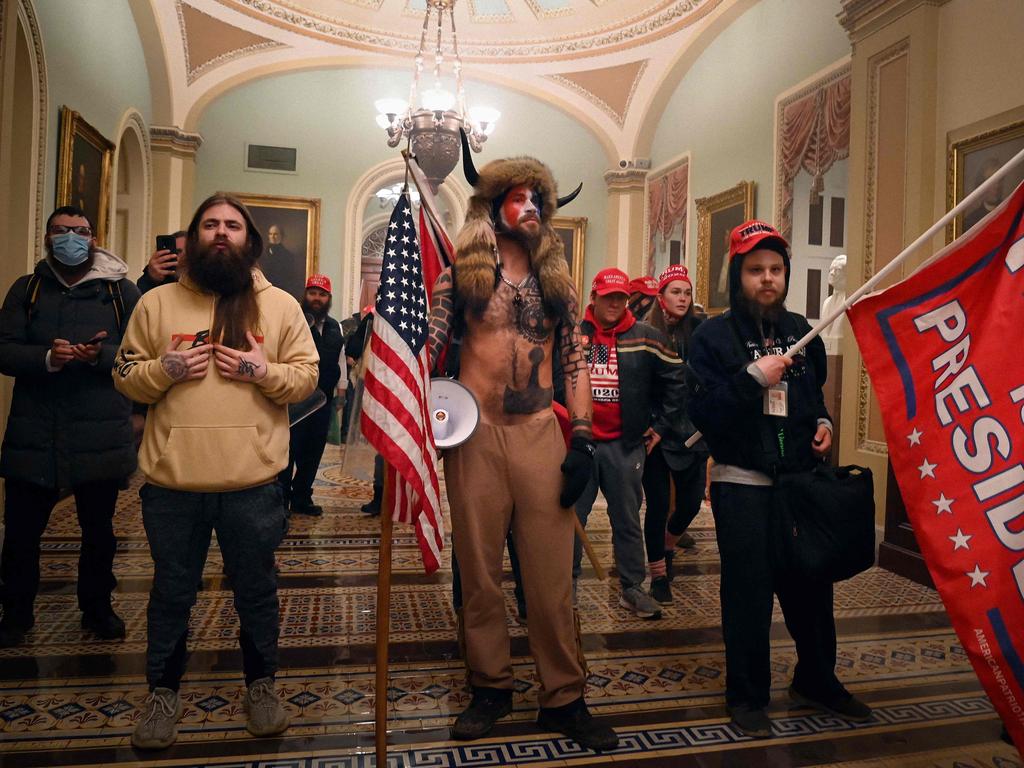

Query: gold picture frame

[695,181,755,315]
[56,106,115,247]
[552,215,587,303]
[231,192,321,299]
[947,117,1024,241]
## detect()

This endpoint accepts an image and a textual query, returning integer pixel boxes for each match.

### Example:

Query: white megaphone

[429,377,480,449]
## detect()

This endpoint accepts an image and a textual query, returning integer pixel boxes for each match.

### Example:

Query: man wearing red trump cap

[686,220,870,738]
[573,267,685,619]
[278,274,345,516]
[627,275,658,321]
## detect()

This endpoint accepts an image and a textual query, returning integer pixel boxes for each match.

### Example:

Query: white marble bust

[820,254,847,351]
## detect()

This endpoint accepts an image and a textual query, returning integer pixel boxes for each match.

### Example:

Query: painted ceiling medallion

[178,1,286,84]
[548,60,648,127]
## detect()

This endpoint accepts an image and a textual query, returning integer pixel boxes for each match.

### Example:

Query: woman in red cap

[641,265,710,604]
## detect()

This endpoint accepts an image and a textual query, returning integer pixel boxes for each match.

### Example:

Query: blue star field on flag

[376,191,428,354]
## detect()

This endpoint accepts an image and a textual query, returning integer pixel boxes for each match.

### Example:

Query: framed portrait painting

[56,107,115,247]
[232,193,321,300]
[695,181,755,314]
[552,215,587,301]
[948,118,1024,240]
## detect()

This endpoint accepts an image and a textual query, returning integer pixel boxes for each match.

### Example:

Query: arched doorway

[111,112,151,274]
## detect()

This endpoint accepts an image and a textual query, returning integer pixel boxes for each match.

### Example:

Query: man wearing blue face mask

[0,206,141,648]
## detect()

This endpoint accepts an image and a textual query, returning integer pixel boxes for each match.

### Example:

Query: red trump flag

[848,181,1024,751]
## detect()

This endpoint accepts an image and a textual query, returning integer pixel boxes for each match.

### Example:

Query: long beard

[495,215,542,253]
[187,240,256,295]
[302,296,331,321]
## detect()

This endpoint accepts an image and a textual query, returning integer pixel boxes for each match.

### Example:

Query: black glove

[559,436,596,508]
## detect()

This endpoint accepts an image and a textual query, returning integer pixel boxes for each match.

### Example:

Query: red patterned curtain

[647,161,689,275]
[778,74,851,241]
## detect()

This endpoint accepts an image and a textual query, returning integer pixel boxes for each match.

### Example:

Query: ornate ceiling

[144,0,747,159]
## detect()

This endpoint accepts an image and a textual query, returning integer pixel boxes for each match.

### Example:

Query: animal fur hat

[455,133,582,317]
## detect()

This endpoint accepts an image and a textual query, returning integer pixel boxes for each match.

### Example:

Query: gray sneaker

[131,687,182,750]
[244,677,290,737]
[618,586,663,619]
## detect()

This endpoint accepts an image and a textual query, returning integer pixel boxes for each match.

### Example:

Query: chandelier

[374,0,499,192]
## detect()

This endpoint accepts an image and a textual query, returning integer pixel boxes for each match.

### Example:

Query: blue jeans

[573,439,647,590]
[140,482,288,690]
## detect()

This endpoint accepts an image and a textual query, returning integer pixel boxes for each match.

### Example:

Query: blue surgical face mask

[50,232,91,266]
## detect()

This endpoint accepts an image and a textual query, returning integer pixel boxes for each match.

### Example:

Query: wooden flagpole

[374,471,394,766]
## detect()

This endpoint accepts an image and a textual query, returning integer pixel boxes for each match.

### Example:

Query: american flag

[360,191,444,574]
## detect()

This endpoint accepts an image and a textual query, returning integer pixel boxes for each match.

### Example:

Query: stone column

[149,125,202,234]
[603,167,649,277]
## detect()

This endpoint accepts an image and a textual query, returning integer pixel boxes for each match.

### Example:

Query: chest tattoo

[503,346,553,414]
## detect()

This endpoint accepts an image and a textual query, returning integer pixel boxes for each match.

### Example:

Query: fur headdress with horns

[455,131,582,318]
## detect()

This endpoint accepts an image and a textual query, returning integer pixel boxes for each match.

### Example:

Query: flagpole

[374,470,394,766]
[684,146,1024,448]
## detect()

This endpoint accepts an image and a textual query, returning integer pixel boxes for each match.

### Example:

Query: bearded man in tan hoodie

[113,193,318,750]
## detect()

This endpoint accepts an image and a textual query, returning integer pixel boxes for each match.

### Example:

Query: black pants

[141,482,287,690]
[711,481,845,709]
[641,448,707,562]
[278,399,331,507]
[1,478,120,626]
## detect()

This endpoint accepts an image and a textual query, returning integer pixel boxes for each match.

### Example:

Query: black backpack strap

[23,274,42,321]
[106,280,126,334]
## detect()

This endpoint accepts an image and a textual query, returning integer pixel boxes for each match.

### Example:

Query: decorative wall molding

[112,108,154,268]
[149,125,204,159]
[547,60,648,128]
[855,38,909,457]
[177,1,285,85]
[603,167,648,192]
[16,0,47,262]
[219,0,721,62]
[839,0,951,43]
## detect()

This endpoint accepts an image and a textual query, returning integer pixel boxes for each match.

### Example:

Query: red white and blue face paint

[498,184,542,234]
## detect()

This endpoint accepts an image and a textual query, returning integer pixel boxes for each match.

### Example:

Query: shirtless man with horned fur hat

[427,135,618,752]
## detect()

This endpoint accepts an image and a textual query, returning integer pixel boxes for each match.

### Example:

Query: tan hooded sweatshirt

[113,270,318,492]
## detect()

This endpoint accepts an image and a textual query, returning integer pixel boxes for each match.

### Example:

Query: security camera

[619,159,630,169]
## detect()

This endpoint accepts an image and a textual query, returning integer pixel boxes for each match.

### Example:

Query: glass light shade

[375,113,394,130]
[468,106,500,126]
[421,88,456,112]
[374,98,409,117]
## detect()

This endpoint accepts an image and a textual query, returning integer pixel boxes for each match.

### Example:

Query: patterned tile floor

[0,445,1019,768]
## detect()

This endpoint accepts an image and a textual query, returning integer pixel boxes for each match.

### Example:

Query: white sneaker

[244,677,291,737]
[131,687,182,750]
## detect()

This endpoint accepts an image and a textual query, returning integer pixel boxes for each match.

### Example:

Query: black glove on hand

[559,436,596,508]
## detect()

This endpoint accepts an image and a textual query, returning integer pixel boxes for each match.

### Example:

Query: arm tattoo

[161,353,188,381]
[428,270,455,371]
[559,289,592,437]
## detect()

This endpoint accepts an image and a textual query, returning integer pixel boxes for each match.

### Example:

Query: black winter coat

[686,308,829,476]
[0,258,141,488]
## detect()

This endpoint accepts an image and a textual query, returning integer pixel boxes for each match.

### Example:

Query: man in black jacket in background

[0,206,140,647]
[687,220,870,738]
[279,274,344,516]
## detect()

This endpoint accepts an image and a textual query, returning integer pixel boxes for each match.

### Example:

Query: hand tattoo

[161,353,188,381]
[237,358,259,377]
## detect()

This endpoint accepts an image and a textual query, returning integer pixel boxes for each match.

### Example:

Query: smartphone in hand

[155,235,179,274]
[83,333,106,346]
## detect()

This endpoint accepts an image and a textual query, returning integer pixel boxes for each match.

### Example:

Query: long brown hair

[186,193,263,350]
[649,293,697,359]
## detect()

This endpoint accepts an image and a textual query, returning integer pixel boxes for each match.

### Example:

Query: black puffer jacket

[0,252,141,488]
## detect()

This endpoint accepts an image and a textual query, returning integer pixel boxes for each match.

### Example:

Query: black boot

[361,483,383,516]
[451,687,512,740]
[82,606,126,640]
[537,697,618,753]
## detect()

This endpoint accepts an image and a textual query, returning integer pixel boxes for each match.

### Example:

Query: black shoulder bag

[773,463,876,583]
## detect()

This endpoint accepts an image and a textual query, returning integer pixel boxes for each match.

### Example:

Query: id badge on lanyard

[764,381,788,417]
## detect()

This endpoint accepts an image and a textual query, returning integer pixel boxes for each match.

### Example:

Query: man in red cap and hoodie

[279,274,345,516]
[686,220,871,738]
[573,267,685,619]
